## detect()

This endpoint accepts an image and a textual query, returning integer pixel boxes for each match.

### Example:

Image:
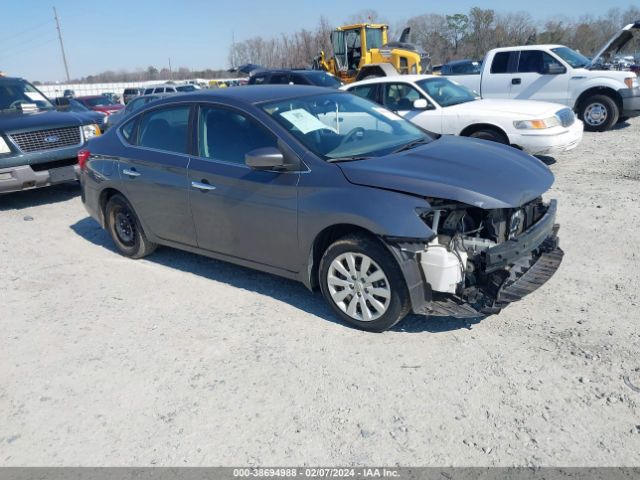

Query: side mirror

[544,63,566,75]
[245,147,288,170]
[413,98,429,110]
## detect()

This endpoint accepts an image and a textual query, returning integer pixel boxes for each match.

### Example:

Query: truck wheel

[468,128,508,145]
[105,194,157,259]
[580,94,619,132]
[319,234,411,332]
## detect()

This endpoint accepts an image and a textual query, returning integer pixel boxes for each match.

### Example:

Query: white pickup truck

[444,22,640,131]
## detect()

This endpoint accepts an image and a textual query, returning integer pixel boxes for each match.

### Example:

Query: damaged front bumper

[388,200,563,318]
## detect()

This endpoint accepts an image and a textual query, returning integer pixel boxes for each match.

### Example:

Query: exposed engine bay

[413,197,562,315]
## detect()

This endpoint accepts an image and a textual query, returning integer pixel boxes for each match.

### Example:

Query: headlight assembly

[0,136,12,154]
[513,116,561,130]
[82,124,101,140]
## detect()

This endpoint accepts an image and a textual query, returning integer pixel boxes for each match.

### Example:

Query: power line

[0,28,60,55]
[0,19,54,44]
[0,37,58,61]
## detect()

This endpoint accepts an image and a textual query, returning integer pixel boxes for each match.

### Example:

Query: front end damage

[386,197,563,318]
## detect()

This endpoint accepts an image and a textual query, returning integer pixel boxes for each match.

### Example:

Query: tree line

[229,6,640,69]
[56,5,640,84]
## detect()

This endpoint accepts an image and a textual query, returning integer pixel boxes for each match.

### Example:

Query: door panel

[482,51,515,99]
[120,151,195,245]
[188,104,299,271]
[120,104,196,246]
[509,50,570,104]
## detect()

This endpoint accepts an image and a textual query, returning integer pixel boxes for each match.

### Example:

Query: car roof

[345,74,439,87]
[491,44,565,53]
[148,85,340,107]
[77,95,108,99]
[444,59,478,65]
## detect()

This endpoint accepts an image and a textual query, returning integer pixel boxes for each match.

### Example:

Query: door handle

[122,168,140,177]
[191,180,216,192]
[512,78,522,85]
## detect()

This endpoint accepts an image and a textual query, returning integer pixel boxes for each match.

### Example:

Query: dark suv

[248,69,342,88]
[0,76,101,193]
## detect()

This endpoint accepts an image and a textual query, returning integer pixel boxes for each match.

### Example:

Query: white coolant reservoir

[420,244,468,294]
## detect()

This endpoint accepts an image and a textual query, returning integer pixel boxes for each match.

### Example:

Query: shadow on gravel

[536,155,557,166]
[611,120,631,131]
[70,215,483,334]
[0,182,79,211]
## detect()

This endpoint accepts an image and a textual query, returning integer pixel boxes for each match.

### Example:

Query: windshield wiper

[327,155,370,163]
[392,138,430,153]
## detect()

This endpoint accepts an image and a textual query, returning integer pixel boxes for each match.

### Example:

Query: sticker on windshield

[372,107,401,121]
[280,109,336,134]
[24,91,47,102]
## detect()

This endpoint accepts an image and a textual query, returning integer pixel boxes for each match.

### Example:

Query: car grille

[556,108,575,128]
[10,127,82,153]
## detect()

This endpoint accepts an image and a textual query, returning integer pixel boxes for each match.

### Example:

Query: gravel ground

[1,118,639,467]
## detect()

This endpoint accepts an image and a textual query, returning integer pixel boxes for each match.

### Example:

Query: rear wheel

[105,194,157,259]
[579,94,619,131]
[467,128,509,145]
[319,235,410,332]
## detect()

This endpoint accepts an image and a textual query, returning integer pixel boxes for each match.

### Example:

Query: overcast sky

[1,0,638,81]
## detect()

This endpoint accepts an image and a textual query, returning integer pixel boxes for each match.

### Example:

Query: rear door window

[349,84,379,103]
[290,74,310,85]
[270,74,290,84]
[138,105,191,153]
[490,52,512,73]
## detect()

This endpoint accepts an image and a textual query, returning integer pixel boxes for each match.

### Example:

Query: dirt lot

[1,118,639,467]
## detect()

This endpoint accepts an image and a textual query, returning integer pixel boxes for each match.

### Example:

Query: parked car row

[5,23,638,331]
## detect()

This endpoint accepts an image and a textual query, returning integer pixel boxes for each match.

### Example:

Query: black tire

[104,194,157,259]
[467,128,509,145]
[579,94,619,132]
[319,234,411,332]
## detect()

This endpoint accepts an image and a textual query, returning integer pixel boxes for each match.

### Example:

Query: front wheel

[319,235,411,332]
[579,94,619,131]
[467,128,509,145]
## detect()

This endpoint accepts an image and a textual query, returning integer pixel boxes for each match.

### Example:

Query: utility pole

[53,7,70,82]
[168,57,173,80]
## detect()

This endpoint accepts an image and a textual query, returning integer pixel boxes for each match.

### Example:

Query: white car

[342,75,584,156]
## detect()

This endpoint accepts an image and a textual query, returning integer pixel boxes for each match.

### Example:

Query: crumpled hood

[448,98,564,118]
[0,108,85,133]
[337,136,554,209]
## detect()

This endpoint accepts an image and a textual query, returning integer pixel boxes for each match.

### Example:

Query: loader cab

[331,24,388,74]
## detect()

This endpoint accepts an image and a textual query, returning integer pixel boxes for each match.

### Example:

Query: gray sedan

[78,86,562,331]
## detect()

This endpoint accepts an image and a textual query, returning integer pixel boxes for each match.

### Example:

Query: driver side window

[383,83,424,111]
[198,106,278,165]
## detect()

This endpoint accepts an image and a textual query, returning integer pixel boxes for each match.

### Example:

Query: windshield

[0,80,53,111]
[68,99,90,112]
[416,77,479,107]
[83,96,114,107]
[262,92,431,161]
[176,85,197,92]
[551,47,590,68]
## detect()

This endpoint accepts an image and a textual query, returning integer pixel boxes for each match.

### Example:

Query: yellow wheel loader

[313,23,431,84]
